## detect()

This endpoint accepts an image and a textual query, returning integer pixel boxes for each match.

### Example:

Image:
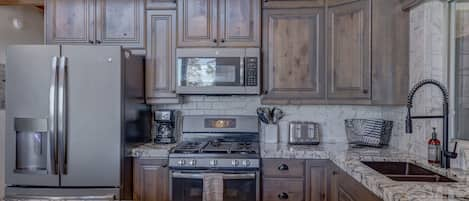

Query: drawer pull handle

[278,164,289,171]
[278,192,289,200]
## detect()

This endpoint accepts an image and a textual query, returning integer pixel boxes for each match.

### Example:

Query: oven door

[170,171,259,201]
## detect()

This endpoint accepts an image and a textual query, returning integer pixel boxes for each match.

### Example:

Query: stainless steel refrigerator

[4,45,149,199]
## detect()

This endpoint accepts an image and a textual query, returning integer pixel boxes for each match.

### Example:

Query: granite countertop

[262,143,469,201]
[126,142,469,201]
[126,143,176,158]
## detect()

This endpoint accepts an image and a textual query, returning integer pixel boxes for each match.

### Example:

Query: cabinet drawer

[262,159,305,178]
[263,0,324,8]
[263,178,304,201]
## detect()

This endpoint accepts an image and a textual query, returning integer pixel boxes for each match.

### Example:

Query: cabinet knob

[221,39,225,43]
[264,0,268,2]
[263,90,268,95]
[363,89,369,94]
[277,164,289,171]
[278,192,288,200]
[332,171,338,175]
[89,40,94,44]
[96,40,102,44]
[213,39,217,43]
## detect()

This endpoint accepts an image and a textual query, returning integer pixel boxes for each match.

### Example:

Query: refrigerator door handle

[58,56,68,175]
[49,56,59,175]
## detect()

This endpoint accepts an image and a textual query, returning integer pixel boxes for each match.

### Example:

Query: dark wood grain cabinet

[45,0,144,49]
[145,10,181,104]
[262,159,381,201]
[146,0,177,9]
[326,0,371,101]
[133,159,169,201]
[262,8,326,105]
[262,0,409,105]
[177,0,260,47]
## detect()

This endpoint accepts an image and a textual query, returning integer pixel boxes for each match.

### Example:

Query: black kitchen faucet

[405,79,458,169]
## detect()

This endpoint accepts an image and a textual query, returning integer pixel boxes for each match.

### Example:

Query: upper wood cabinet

[45,0,95,44]
[45,0,144,49]
[133,159,169,201]
[326,0,371,101]
[95,0,145,49]
[177,0,260,47]
[262,0,409,105]
[146,10,181,104]
[263,0,325,8]
[146,0,177,9]
[262,8,325,105]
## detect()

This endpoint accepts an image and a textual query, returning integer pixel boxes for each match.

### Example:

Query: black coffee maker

[154,110,179,144]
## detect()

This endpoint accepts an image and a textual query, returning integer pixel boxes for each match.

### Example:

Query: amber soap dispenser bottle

[428,127,441,166]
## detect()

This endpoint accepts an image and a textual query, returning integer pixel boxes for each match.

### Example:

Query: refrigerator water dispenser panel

[14,118,48,174]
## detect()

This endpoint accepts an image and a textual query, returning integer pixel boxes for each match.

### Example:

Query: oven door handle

[172,172,256,180]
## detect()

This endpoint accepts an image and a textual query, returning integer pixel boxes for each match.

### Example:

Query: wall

[0,6,44,198]
[156,96,385,144]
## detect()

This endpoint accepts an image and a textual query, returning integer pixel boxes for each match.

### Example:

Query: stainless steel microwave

[176,48,260,95]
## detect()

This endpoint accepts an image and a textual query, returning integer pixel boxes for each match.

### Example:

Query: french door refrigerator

[5,45,148,199]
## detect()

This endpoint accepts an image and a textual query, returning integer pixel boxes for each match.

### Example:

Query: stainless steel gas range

[169,115,260,201]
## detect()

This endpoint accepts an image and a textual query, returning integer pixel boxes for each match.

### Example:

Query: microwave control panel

[245,57,258,86]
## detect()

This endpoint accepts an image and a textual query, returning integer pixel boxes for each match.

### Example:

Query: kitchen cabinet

[133,159,169,201]
[146,0,177,9]
[145,10,181,104]
[177,0,260,47]
[262,8,326,105]
[261,0,409,105]
[263,0,325,8]
[329,163,381,201]
[262,159,381,201]
[45,0,144,49]
[326,0,371,101]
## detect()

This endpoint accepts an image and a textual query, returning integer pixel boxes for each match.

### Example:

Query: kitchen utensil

[288,121,320,145]
[271,107,285,124]
[256,108,270,124]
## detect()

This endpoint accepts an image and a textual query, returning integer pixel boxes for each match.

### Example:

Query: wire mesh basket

[344,119,393,147]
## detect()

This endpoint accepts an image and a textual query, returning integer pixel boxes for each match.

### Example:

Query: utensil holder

[263,124,279,143]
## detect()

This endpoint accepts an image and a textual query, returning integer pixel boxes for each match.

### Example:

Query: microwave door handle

[58,56,68,175]
[240,57,245,86]
[49,56,59,175]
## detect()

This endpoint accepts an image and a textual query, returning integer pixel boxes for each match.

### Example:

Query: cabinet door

[306,160,328,201]
[327,0,371,100]
[146,0,177,9]
[177,0,218,47]
[218,0,260,47]
[96,0,145,49]
[263,178,304,201]
[45,0,95,45]
[262,8,325,105]
[329,164,381,201]
[146,10,181,104]
[263,0,324,8]
[133,159,169,201]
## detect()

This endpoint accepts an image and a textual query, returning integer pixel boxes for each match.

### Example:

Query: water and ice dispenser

[14,118,49,174]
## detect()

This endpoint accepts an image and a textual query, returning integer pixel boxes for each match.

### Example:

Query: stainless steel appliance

[154,110,180,144]
[176,48,260,95]
[288,121,321,145]
[169,115,260,201]
[5,45,148,199]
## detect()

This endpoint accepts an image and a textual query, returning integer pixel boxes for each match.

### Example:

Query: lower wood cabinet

[133,159,169,201]
[262,159,381,201]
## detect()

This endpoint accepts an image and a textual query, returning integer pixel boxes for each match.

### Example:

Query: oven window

[224,179,256,201]
[177,57,242,87]
[172,178,203,201]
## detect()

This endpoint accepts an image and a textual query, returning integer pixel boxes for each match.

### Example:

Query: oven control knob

[232,160,239,167]
[178,160,186,166]
[209,160,218,167]
[242,160,251,167]
[189,160,197,166]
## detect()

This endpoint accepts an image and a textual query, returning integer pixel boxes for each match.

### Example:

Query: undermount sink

[361,161,457,183]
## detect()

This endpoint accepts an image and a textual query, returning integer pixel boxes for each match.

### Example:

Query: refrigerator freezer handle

[49,56,59,175]
[58,56,68,175]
